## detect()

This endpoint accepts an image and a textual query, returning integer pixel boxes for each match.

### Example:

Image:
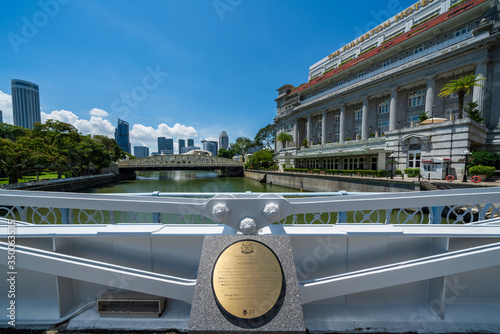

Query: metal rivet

[240,217,257,235]
[212,203,230,222]
[263,202,280,221]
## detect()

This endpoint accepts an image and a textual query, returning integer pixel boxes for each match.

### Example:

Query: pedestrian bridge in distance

[117,154,245,176]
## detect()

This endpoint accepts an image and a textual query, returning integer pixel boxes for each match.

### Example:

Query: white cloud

[42,110,79,124]
[203,136,218,142]
[130,123,198,153]
[75,116,115,137]
[89,108,109,117]
[0,90,13,124]
[42,110,115,137]
[7,103,200,156]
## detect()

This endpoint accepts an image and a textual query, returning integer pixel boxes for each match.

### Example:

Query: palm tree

[276,132,293,149]
[438,74,485,119]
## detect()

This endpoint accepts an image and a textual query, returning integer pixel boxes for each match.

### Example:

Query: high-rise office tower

[202,140,218,156]
[219,131,229,150]
[0,110,3,124]
[187,138,194,147]
[178,139,185,154]
[114,118,131,154]
[158,137,167,153]
[158,137,174,154]
[11,79,41,129]
[134,146,149,158]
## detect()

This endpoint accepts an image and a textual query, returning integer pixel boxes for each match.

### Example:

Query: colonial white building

[274,0,500,179]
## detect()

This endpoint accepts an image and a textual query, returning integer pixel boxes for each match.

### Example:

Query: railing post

[153,213,162,224]
[429,206,444,224]
[385,209,392,224]
[59,208,70,224]
[337,211,347,224]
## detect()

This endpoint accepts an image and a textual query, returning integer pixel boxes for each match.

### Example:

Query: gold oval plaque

[212,240,285,325]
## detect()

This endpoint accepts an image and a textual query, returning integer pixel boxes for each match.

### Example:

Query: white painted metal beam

[300,241,500,304]
[0,242,196,304]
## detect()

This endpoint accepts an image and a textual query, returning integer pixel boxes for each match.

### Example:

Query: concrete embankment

[245,170,420,192]
[0,172,135,192]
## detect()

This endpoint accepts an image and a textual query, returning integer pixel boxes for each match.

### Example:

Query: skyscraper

[158,137,167,153]
[202,140,218,156]
[134,146,149,158]
[11,79,40,129]
[219,131,229,150]
[187,138,194,147]
[0,110,3,124]
[178,139,185,154]
[114,118,131,154]
[158,137,174,154]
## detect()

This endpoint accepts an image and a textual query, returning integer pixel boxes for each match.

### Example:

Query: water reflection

[84,170,296,194]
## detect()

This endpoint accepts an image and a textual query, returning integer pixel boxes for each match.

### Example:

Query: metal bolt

[240,217,257,235]
[263,202,280,221]
[212,203,230,222]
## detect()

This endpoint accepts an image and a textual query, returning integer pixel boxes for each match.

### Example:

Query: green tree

[0,123,29,141]
[276,132,293,149]
[418,111,429,123]
[0,135,52,184]
[438,74,485,119]
[93,135,126,162]
[33,120,81,178]
[230,137,255,158]
[254,124,275,150]
[464,101,485,123]
[217,147,235,159]
[248,149,274,169]
[468,151,499,168]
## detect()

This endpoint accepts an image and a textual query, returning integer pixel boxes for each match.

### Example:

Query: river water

[84,170,297,194]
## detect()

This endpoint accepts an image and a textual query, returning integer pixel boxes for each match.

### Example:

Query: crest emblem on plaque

[240,243,254,254]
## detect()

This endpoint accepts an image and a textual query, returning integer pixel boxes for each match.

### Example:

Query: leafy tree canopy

[247,149,274,169]
[254,124,275,150]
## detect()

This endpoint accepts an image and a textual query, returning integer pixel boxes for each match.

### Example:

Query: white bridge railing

[1,187,500,227]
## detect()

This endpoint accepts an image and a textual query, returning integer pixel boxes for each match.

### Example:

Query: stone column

[473,60,488,116]
[306,115,311,145]
[425,77,435,117]
[389,88,398,131]
[322,111,327,145]
[362,97,369,140]
[339,104,346,142]
[377,152,387,171]
[294,119,299,148]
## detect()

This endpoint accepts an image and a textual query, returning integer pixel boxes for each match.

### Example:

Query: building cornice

[286,0,490,97]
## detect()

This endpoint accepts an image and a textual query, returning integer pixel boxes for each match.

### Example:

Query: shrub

[469,165,495,176]
[468,151,498,168]
[395,169,402,176]
[404,168,421,177]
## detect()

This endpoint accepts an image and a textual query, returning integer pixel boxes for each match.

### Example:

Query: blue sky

[0,0,416,152]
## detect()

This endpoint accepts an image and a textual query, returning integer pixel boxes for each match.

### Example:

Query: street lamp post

[462,149,470,182]
[390,153,395,179]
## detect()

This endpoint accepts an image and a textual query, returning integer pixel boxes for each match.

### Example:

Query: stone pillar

[390,88,398,131]
[362,97,369,140]
[473,60,488,116]
[377,152,387,171]
[322,111,327,145]
[425,77,435,117]
[306,115,311,145]
[294,119,299,148]
[339,104,346,142]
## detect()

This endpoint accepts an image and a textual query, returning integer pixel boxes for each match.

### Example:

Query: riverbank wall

[0,172,135,192]
[245,170,420,192]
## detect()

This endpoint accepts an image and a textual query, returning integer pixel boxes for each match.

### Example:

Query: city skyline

[0,0,417,151]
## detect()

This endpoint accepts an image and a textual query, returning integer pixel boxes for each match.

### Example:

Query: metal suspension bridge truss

[117,154,244,171]
[0,187,499,332]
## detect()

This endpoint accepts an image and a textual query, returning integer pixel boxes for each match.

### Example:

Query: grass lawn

[0,172,65,185]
